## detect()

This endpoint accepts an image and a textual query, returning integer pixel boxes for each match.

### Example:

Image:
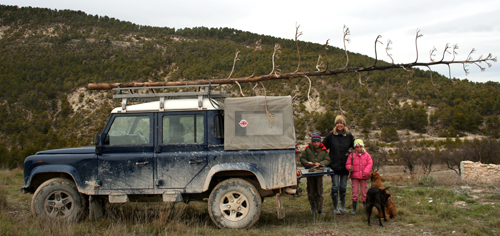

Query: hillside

[0,5,499,168]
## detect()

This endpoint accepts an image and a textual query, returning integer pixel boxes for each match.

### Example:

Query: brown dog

[369,172,397,219]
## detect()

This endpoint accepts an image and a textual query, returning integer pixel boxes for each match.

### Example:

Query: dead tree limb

[87,27,496,91]
[88,56,496,90]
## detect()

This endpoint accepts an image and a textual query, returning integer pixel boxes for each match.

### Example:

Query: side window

[163,114,204,144]
[213,113,224,139]
[104,116,150,146]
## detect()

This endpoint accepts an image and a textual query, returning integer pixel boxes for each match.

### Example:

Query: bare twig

[355,70,365,86]
[269,43,281,76]
[374,35,383,66]
[235,81,245,97]
[324,39,330,70]
[429,47,437,62]
[294,23,303,73]
[343,25,351,69]
[334,74,346,114]
[452,44,459,61]
[426,65,439,95]
[227,48,240,79]
[259,81,275,126]
[415,29,423,63]
[250,39,262,77]
[303,75,313,108]
[316,55,324,71]
[386,39,394,64]
[440,43,451,62]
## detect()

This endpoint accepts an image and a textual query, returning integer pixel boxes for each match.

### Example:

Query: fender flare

[203,163,267,192]
[25,165,85,192]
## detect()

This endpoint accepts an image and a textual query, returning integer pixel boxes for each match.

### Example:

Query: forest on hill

[0,5,499,169]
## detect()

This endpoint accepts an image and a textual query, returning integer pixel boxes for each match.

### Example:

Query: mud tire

[208,178,262,229]
[31,178,85,222]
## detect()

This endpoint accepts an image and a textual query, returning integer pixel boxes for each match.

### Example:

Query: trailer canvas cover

[224,96,296,150]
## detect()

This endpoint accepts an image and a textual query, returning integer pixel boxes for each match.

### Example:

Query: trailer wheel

[208,178,262,229]
[31,178,85,222]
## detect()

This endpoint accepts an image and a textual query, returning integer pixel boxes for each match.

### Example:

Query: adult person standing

[300,132,330,215]
[322,115,354,214]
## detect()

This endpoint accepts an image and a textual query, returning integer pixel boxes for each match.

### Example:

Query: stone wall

[460,161,500,184]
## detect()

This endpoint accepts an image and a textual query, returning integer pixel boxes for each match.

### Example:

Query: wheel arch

[24,165,83,194]
[203,163,267,192]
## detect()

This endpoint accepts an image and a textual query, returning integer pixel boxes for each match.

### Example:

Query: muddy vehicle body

[21,85,317,229]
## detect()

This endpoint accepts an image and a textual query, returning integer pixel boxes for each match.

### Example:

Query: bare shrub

[440,147,469,175]
[463,138,500,164]
[396,139,418,174]
[419,148,436,174]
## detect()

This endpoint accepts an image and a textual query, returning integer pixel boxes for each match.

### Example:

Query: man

[322,115,354,214]
[301,132,330,214]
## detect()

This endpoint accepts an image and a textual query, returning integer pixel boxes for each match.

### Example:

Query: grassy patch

[1,169,500,235]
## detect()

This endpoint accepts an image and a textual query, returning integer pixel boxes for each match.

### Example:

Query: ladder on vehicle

[112,83,228,111]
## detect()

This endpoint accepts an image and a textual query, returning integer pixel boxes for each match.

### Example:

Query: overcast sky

[2,0,499,83]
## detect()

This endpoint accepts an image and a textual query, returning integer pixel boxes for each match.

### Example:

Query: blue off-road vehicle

[21,84,329,229]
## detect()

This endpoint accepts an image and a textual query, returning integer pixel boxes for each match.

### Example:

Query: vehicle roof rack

[112,84,227,112]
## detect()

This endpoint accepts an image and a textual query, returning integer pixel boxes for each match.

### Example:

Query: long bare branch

[88,55,496,90]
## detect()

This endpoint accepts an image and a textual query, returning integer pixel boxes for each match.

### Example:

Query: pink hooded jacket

[345,151,373,180]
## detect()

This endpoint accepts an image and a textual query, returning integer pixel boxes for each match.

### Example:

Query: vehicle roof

[111,98,224,113]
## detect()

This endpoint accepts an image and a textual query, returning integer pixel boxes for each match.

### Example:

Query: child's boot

[351,202,357,215]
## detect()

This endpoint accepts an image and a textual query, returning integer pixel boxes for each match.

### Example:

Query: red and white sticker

[239,120,248,128]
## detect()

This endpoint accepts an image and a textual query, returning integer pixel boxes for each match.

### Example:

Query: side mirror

[95,132,102,154]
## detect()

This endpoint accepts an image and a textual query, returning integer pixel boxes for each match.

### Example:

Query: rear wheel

[208,178,262,229]
[31,178,85,222]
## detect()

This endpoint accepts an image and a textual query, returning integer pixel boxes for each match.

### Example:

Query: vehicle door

[156,112,207,189]
[97,113,154,190]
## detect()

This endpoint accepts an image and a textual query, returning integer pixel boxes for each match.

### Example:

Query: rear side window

[163,114,204,144]
[213,113,224,139]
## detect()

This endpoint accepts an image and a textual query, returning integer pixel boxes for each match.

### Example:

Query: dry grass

[1,167,499,236]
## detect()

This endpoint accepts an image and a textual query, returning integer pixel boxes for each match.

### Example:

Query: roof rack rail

[112,84,227,111]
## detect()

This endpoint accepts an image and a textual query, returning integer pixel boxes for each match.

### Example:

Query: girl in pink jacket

[346,139,373,215]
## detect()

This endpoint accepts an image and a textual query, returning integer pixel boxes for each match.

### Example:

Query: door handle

[189,160,203,164]
[135,161,149,166]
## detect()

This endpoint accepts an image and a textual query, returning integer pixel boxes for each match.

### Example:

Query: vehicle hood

[35,146,96,155]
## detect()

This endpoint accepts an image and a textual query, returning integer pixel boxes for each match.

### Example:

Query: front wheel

[208,178,262,229]
[31,178,85,222]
